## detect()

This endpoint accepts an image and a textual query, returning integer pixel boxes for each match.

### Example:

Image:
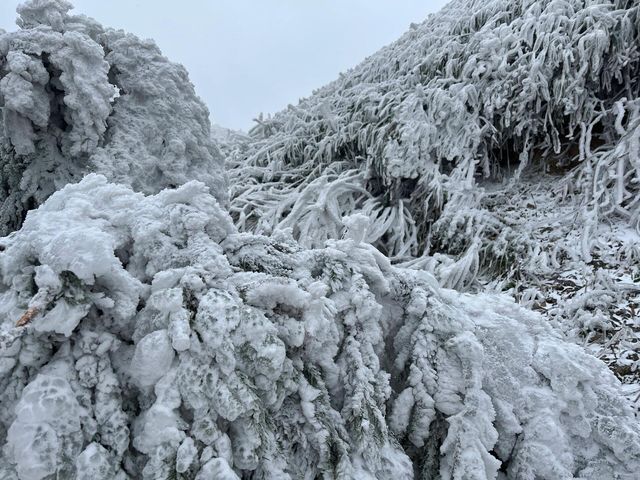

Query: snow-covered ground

[472,171,640,409]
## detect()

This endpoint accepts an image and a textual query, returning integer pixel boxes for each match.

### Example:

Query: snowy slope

[228,0,639,261]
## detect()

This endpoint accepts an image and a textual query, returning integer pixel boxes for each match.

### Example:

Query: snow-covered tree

[0,0,226,235]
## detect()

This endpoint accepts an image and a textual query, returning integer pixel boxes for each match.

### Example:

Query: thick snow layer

[225,0,640,415]
[129,330,175,388]
[0,175,638,479]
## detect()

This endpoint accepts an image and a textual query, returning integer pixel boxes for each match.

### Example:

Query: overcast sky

[0,1,449,131]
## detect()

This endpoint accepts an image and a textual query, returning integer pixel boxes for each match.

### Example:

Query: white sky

[0,1,449,131]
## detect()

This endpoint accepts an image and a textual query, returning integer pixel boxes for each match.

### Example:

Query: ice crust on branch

[0,175,638,479]
[0,0,226,236]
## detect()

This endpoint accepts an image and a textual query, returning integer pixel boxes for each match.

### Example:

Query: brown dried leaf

[16,307,39,327]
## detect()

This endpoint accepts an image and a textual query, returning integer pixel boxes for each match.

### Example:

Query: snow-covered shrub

[0,0,226,235]
[228,0,640,267]
[0,1,638,478]
[0,175,638,479]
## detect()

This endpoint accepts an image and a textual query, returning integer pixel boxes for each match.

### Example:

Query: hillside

[0,1,639,479]
[230,0,639,258]
[228,0,640,405]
